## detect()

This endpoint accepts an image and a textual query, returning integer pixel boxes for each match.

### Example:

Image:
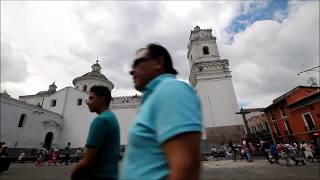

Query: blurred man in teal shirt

[122,43,202,180]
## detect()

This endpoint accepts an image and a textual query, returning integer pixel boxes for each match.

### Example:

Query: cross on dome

[92,58,101,72]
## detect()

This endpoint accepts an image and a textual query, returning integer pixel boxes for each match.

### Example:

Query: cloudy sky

[1,0,319,108]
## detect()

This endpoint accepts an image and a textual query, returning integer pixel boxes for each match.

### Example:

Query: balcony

[304,126,319,132]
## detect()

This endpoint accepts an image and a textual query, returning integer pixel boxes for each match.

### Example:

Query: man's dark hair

[90,85,112,107]
[146,43,178,75]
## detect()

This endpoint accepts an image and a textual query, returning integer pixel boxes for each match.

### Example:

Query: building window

[284,121,293,134]
[203,46,209,55]
[18,114,26,127]
[77,98,82,105]
[302,113,316,131]
[280,106,286,117]
[82,84,87,92]
[50,100,57,107]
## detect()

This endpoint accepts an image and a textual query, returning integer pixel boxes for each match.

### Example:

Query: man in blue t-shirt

[122,43,202,180]
[71,86,120,180]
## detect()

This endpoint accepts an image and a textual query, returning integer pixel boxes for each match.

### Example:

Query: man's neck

[97,107,109,114]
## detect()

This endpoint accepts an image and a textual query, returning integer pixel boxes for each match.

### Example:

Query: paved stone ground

[0,159,319,180]
[201,159,319,180]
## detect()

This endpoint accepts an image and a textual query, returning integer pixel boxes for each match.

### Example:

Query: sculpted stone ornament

[189,60,230,86]
[111,95,141,104]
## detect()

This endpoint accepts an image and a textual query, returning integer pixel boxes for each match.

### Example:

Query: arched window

[203,46,209,55]
[82,84,87,92]
[18,114,26,128]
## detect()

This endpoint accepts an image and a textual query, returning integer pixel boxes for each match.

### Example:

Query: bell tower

[187,26,220,66]
[187,26,244,145]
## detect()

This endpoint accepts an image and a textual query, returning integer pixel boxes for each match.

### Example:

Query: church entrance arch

[43,132,53,150]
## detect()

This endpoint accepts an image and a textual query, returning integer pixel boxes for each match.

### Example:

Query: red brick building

[264,86,320,143]
[237,108,273,147]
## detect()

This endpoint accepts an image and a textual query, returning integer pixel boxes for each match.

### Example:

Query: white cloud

[0,42,29,83]
[220,1,319,108]
[1,1,319,110]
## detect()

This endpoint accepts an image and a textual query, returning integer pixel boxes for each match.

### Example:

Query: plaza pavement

[201,158,319,180]
[0,159,319,180]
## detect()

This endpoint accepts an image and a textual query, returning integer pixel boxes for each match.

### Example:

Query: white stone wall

[0,95,62,149]
[196,77,242,128]
[57,87,94,148]
[19,89,68,115]
[111,104,138,145]
[56,87,138,148]
[16,86,139,148]
[42,88,68,115]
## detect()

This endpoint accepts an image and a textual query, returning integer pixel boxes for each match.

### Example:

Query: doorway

[43,132,53,150]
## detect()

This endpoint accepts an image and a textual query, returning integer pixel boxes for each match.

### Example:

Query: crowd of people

[12,143,84,167]
[210,142,254,162]
[208,139,320,167]
[262,140,320,166]
[34,145,84,166]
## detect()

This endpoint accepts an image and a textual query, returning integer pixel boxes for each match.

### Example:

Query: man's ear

[154,56,166,73]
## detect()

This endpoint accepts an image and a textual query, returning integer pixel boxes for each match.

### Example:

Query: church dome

[80,71,108,80]
[72,60,114,92]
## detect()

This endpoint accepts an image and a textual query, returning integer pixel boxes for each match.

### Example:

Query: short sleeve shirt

[121,74,202,180]
[86,111,120,179]
[64,146,70,155]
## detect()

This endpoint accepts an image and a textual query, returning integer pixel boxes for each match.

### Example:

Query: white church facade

[0,26,244,151]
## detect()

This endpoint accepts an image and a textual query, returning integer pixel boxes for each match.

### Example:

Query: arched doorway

[43,132,53,150]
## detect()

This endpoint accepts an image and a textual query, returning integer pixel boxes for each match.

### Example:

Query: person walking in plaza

[270,143,279,164]
[121,43,202,180]
[75,148,82,162]
[244,145,253,162]
[36,150,44,166]
[48,148,54,166]
[229,141,237,162]
[71,86,120,180]
[51,149,58,166]
[63,142,71,165]
[261,141,272,163]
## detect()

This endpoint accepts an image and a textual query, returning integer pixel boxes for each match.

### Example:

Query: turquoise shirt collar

[141,74,176,104]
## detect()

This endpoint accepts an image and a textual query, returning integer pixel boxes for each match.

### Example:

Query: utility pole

[236,108,250,135]
[297,65,320,87]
